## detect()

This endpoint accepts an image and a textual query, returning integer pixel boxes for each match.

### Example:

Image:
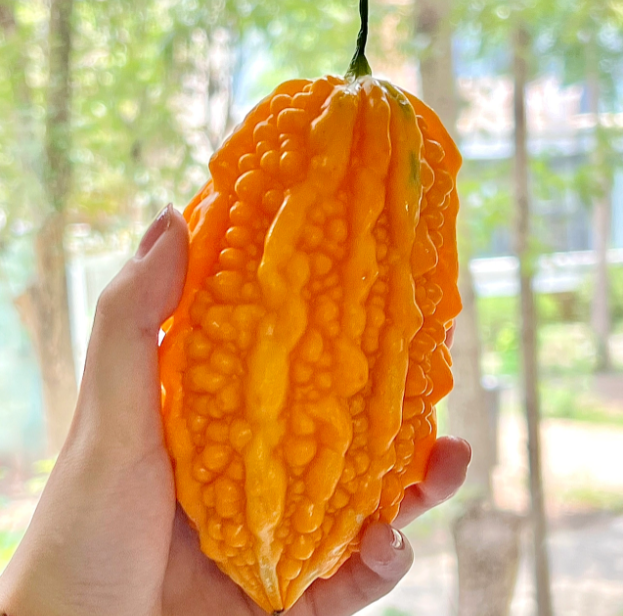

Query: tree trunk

[15,213,77,453]
[0,1,15,34]
[587,47,612,372]
[16,0,77,453]
[592,196,612,371]
[454,506,523,616]
[46,0,74,211]
[0,0,41,190]
[205,27,236,149]
[416,0,458,129]
[513,25,553,616]
[447,268,494,498]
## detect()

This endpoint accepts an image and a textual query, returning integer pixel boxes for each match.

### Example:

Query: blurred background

[1,0,623,614]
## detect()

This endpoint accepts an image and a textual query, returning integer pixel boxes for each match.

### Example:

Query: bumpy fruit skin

[159,75,461,613]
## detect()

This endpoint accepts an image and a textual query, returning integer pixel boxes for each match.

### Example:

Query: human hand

[0,205,470,616]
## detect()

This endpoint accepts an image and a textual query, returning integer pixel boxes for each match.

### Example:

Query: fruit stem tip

[346,0,372,80]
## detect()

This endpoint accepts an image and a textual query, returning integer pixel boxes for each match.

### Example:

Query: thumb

[70,204,189,454]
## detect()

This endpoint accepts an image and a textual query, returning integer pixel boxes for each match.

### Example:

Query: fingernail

[460,437,473,463]
[390,528,404,550]
[136,204,172,258]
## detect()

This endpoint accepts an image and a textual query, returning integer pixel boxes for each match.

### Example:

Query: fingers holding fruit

[393,436,472,529]
[290,523,413,616]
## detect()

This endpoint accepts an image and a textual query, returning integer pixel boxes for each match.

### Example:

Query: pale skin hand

[0,206,471,616]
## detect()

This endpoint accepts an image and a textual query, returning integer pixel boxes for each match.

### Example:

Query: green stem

[346,0,372,80]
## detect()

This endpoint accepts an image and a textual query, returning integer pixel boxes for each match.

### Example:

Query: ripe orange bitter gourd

[159,3,461,613]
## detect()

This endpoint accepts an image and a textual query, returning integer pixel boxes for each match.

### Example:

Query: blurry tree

[1,0,373,231]
[454,2,558,615]
[544,0,623,371]
[415,1,522,614]
[68,0,184,224]
[512,21,553,616]
[9,0,78,454]
[0,0,377,230]
[0,1,46,236]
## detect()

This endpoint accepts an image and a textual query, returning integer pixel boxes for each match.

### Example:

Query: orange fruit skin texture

[159,75,462,613]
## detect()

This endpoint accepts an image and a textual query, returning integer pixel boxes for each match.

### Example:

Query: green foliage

[609,267,623,325]
[0,0,395,244]
[0,1,48,236]
[543,0,623,106]
[458,159,513,258]
[454,0,559,77]
[540,377,592,420]
[382,609,412,616]
[576,265,623,326]
[540,380,623,425]
[477,297,620,378]
[478,295,520,376]
[538,322,595,376]
[530,156,570,203]
[537,292,583,324]
[539,0,623,251]
[561,486,623,513]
